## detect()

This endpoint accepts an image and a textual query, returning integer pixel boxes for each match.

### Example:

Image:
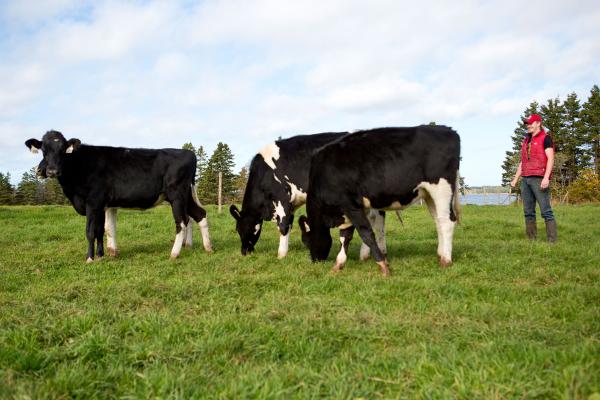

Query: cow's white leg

[421,179,455,267]
[105,208,118,257]
[424,197,443,260]
[333,227,354,272]
[184,220,193,248]
[171,222,187,259]
[359,242,370,261]
[277,231,290,259]
[334,236,348,271]
[361,210,386,260]
[198,217,212,252]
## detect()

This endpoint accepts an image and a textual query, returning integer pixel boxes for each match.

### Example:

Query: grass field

[1,204,599,399]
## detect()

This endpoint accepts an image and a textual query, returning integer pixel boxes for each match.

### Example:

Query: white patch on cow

[272,201,286,222]
[199,217,212,252]
[170,222,187,259]
[53,138,59,142]
[259,143,281,170]
[287,181,307,207]
[362,197,418,211]
[105,208,118,256]
[338,214,353,229]
[359,242,370,261]
[153,193,166,207]
[273,174,281,184]
[254,224,261,235]
[66,145,75,153]
[334,236,347,270]
[284,175,289,180]
[417,178,455,265]
[277,231,290,259]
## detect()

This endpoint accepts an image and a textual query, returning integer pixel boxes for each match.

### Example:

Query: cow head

[298,215,332,262]
[230,204,263,255]
[25,131,81,178]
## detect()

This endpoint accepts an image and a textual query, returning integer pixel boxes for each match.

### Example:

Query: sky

[1,0,599,186]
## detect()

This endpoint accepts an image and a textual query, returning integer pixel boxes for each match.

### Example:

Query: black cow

[230,132,387,259]
[298,126,461,276]
[25,130,212,262]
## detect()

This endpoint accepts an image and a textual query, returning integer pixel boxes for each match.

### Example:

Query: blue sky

[1,0,599,186]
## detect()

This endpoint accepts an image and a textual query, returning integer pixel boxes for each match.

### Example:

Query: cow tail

[453,173,462,225]
[190,184,203,207]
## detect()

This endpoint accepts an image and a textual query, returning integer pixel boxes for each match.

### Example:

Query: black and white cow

[25,130,212,262]
[230,132,387,259]
[298,126,461,276]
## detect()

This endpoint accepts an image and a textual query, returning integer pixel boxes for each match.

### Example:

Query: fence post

[218,171,222,214]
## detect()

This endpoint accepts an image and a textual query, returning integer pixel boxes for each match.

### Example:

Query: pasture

[1,204,599,398]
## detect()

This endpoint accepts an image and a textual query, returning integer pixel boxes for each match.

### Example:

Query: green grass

[0,204,599,399]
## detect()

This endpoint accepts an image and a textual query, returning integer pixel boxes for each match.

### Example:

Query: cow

[230,132,387,259]
[25,130,212,262]
[298,126,461,276]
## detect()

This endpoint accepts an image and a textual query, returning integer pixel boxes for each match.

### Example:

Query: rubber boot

[545,220,557,243]
[525,220,537,240]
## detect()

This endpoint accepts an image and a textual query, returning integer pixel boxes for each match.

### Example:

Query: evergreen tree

[561,92,586,184]
[0,172,14,205]
[540,97,568,193]
[15,168,44,205]
[197,143,236,204]
[45,178,68,205]
[196,146,207,182]
[233,166,249,203]
[182,142,196,153]
[582,84,600,175]
[501,101,540,188]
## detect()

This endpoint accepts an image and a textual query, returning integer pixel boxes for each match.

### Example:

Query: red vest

[521,130,550,177]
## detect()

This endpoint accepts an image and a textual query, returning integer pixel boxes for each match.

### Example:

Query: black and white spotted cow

[25,130,212,262]
[298,126,461,276]
[230,132,387,259]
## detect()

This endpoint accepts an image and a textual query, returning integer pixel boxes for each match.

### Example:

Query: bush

[567,169,600,203]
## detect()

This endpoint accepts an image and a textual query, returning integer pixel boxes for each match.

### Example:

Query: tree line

[0,142,249,206]
[501,84,600,203]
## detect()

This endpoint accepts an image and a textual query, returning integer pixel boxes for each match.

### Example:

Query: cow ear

[230,205,241,221]
[298,215,310,233]
[25,139,42,154]
[66,138,81,154]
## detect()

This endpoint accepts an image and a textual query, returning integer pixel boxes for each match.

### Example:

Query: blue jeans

[521,176,554,222]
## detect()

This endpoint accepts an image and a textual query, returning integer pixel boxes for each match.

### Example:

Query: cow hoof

[376,261,390,276]
[170,253,179,260]
[332,263,345,272]
[107,248,119,257]
[439,257,452,268]
[204,246,213,253]
[86,257,94,264]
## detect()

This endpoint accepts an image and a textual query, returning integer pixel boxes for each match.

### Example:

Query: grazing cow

[25,130,212,262]
[230,132,387,259]
[298,126,461,276]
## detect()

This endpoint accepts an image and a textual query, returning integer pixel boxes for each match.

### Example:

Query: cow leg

[95,209,105,259]
[344,209,390,276]
[187,185,212,252]
[184,220,193,248]
[170,198,189,259]
[85,205,104,263]
[105,208,118,257]
[360,210,386,261]
[424,196,443,262]
[277,215,294,259]
[333,226,354,272]
[277,230,291,259]
[423,181,456,268]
